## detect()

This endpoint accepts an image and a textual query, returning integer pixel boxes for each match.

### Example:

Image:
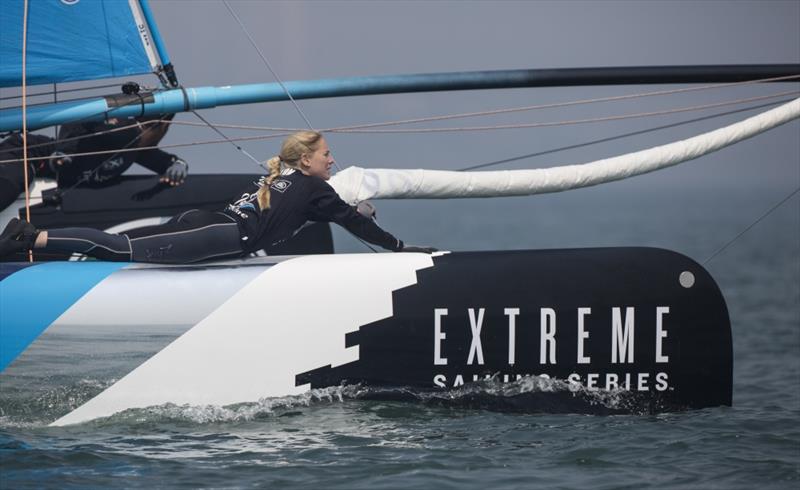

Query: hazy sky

[142,0,799,195]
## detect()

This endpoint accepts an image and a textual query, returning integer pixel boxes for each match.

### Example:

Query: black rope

[190,110,266,170]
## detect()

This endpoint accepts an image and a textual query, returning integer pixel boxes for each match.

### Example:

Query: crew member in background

[0,113,188,211]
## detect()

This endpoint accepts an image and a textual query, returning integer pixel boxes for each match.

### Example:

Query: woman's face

[302,138,335,180]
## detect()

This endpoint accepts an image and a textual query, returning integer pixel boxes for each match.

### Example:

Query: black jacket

[56,118,177,188]
[224,169,402,254]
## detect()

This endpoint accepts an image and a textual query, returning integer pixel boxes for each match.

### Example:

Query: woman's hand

[400,244,437,254]
[160,158,188,186]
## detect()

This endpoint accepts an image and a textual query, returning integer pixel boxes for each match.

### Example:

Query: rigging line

[303,73,800,131]
[325,90,800,134]
[2,83,160,110]
[191,110,266,170]
[55,121,154,198]
[0,131,291,164]
[52,82,58,140]
[0,82,123,102]
[4,92,146,110]
[2,72,796,107]
[52,111,196,200]
[703,187,800,265]
[2,101,170,166]
[19,119,165,152]
[221,0,344,174]
[156,89,800,138]
[3,91,797,165]
[21,0,32,262]
[458,98,792,171]
[224,1,374,254]
[5,72,797,121]
[153,120,297,131]
[358,238,378,253]
[220,1,315,130]
[1,84,164,110]
[17,92,796,165]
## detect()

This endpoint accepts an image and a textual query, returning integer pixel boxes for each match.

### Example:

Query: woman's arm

[308,180,403,251]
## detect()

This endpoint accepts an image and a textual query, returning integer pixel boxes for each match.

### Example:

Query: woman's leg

[39,227,132,261]
[7,210,243,264]
[124,210,242,263]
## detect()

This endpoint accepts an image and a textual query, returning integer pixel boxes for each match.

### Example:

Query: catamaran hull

[0,248,731,425]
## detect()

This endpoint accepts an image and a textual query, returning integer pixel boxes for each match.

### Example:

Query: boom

[2,64,798,132]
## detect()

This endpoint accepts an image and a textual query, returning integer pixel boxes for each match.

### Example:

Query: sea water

[1,185,797,489]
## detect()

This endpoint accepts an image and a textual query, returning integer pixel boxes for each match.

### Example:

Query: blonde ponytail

[257,156,282,210]
[256,131,323,210]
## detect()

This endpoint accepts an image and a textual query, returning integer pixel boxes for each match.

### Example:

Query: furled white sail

[329,97,800,204]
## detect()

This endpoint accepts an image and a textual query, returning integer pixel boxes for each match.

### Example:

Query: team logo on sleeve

[271,180,292,192]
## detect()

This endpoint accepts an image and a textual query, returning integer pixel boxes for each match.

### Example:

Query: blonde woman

[0,131,434,262]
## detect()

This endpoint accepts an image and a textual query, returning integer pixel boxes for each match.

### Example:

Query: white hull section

[52,253,435,426]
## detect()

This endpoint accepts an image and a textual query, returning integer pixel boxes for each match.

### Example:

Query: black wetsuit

[38,169,402,263]
[42,209,241,263]
[0,117,181,211]
[223,169,401,254]
[56,118,179,188]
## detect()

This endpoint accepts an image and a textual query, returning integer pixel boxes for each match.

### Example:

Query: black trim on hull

[297,248,733,413]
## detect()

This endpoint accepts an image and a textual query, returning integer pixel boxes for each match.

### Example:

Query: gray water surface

[1,187,798,489]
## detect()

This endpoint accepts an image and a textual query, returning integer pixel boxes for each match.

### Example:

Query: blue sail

[0,0,170,88]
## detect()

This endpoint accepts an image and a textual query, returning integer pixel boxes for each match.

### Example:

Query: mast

[2,65,798,132]
[136,0,178,87]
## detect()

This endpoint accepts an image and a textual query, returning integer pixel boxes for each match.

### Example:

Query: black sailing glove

[356,200,377,220]
[0,218,38,258]
[161,157,188,186]
[399,243,438,254]
[47,151,73,172]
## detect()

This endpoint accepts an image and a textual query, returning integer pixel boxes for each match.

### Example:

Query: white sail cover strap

[329,97,800,203]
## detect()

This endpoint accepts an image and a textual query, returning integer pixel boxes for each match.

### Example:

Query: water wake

[84,375,672,427]
[0,374,677,428]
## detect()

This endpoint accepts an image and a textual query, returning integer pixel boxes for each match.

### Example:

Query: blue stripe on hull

[0,262,127,372]
[0,263,37,283]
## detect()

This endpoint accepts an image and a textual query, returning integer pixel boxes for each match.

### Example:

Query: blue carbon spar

[0,262,127,372]
[2,64,798,132]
